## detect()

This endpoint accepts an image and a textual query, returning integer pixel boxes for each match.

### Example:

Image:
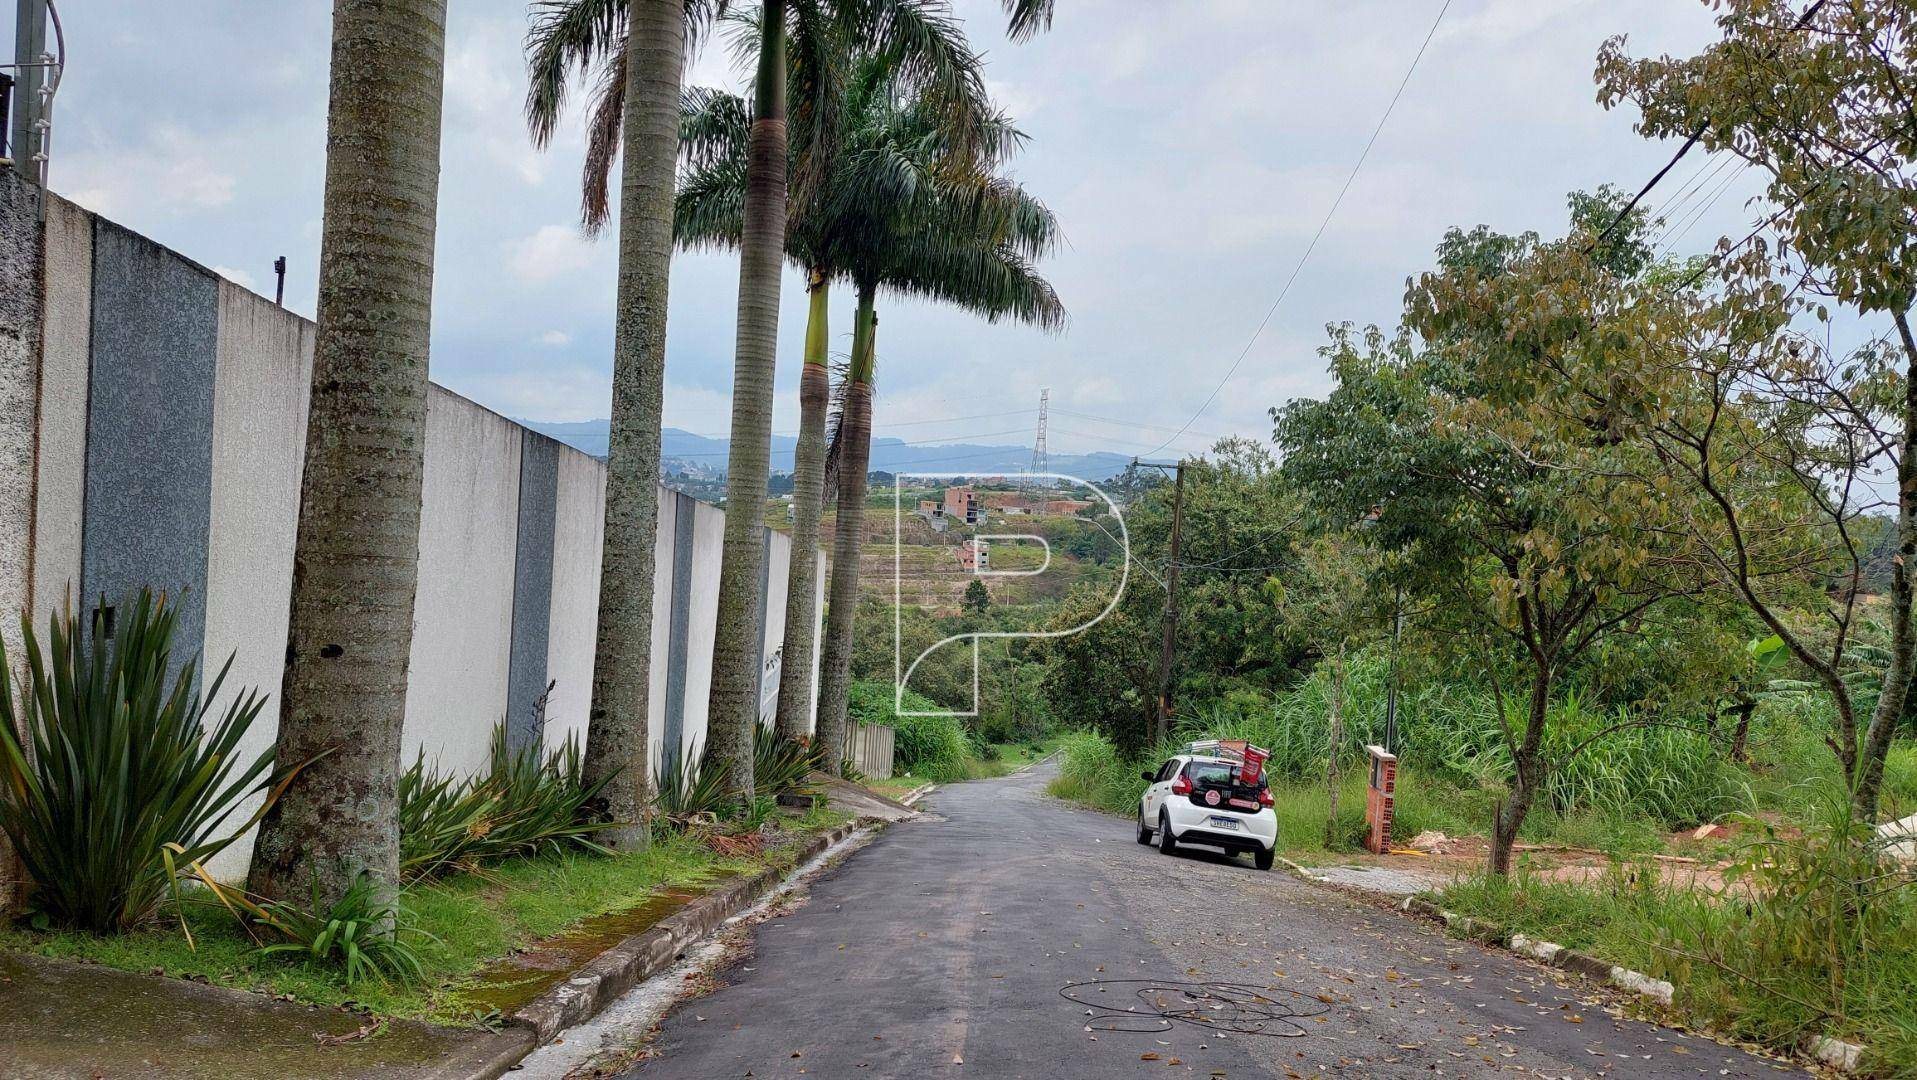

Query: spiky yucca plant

[0,591,280,933]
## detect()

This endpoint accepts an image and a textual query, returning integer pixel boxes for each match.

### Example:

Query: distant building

[958,538,989,572]
[944,485,981,524]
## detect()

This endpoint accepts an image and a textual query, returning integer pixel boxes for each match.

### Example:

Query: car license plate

[1228,797,1257,810]
[1207,816,1240,830]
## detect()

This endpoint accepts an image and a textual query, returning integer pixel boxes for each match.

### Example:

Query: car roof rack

[1183,738,1268,762]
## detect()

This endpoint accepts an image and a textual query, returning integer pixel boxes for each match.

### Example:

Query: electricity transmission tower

[1028,388,1049,509]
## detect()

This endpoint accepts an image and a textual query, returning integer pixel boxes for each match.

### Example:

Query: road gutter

[450,821,882,1080]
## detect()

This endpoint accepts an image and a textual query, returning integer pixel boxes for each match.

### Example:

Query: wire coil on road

[1059,980,1329,1037]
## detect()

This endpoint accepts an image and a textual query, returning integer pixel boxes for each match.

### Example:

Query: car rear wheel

[1156,812,1178,855]
[1136,812,1153,845]
[1254,846,1275,871]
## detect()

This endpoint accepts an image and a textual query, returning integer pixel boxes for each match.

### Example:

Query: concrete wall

[404,388,525,778]
[31,196,91,630]
[9,180,827,880]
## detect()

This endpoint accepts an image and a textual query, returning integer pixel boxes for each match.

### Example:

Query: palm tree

[675,26,1008,754]
[809,71,1065,773]
[248,0,449,907]
[525,0,708,848]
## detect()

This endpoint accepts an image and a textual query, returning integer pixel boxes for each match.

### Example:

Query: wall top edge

[45,186,606,476]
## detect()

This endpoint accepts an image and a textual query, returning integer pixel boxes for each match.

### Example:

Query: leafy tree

[1277,200,1708,874]
[963,578,991,614]
[1597,2,1917,817]
[1037,581,1158,757]
[251,0,448,905]
[1268,536,1380,847]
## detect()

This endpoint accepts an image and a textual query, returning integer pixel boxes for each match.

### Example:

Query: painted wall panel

[542,451,605,753]
[402,388,522,777]
[507,434,560,748]
[202,280,315,877]
[82,217,218,671]
[676,497,727,765]
[0,172,42,671]
[31,195,92,628]
[757,529,791,728]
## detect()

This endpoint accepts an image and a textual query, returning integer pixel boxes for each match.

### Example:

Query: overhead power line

[1590,0,1828,248]
[1137,0,1454,461]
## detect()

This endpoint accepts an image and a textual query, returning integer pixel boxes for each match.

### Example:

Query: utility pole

[1135,458,1187,745]
[8,1,46,172]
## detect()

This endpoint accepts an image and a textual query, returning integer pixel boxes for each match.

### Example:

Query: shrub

[398,723,614,881]
[847,680,972,781]
[0,591,281,933]
[254,873,428,985]
[1176,654,1738,828]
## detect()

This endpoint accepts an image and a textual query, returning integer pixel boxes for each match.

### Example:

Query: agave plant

[0,590,285,933]
[653,737,733,828]
[396,723,617,882]
[754,726,824,799]
[254,872,431,985]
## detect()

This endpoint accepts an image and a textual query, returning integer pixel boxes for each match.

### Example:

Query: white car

[1136,753,1278,870]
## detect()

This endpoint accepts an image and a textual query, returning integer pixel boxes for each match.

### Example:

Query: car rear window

[1183,760,1263,788]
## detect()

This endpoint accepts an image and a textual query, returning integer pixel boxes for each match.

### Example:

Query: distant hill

[522,420,1134,482]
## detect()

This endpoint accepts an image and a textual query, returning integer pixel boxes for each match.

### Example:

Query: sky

[13,0,1789,463]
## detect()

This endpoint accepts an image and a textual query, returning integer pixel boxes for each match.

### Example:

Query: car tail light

[1170,774,1192,795]
[1259,788,1273,808]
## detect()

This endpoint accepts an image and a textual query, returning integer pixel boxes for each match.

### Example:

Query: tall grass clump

[0,591,286,933]
[1177,653,1739,829]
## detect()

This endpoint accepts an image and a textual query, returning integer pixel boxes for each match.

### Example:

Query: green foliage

[397,724,615,882]
[653,738,734,825]
[254,873,428,985]
[0,591,281,933]
[754,730,824,799]
[1048,730,1154,816]
[963,578,991,614]
[652,727,822,828]
[847,681,973,781]
[1438,785,1917,1071]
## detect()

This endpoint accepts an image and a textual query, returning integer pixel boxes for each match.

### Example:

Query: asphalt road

[628,763,1801,1079]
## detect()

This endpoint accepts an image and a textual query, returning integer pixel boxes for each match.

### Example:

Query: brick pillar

[1364,745,1397,854]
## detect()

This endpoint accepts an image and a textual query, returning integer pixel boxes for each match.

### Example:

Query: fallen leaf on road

[1141,1052,1160,1060]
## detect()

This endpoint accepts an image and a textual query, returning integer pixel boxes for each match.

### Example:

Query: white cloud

[505,225,595,284]
[212,265,259,292]
[61,124,237,218]
[536,329,572,347]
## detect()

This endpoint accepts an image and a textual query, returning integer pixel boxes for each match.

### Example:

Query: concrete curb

[461,822,866,1079]
[1397,896,1673,1003]
[1395,895,1868,1073]
[899,782,937,806]
[1273,854,1330,884]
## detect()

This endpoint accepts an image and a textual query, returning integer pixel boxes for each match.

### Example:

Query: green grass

[0,809,846,1024]
[1434,865,1917,1074]
[960,736,1063,780]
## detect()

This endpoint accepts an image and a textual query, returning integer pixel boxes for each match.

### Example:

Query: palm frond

[525,0,629,150]
[1001,0,1053,42]
[580,40,629,236]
